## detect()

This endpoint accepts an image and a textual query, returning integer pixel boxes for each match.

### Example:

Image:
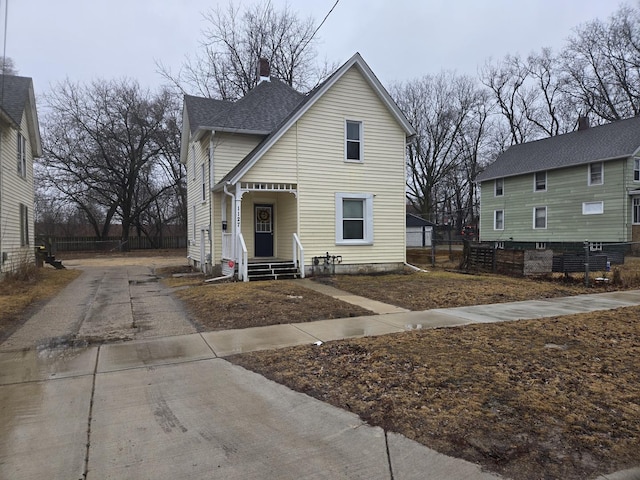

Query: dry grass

[172,280,372,330]
[0,267,81,341]
[230,308,640,480]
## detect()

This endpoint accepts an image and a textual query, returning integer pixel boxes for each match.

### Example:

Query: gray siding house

[477,116,640,250]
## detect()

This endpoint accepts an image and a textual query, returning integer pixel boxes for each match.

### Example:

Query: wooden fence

[37,235,187,252]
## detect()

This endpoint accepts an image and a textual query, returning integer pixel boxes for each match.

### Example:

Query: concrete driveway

[0,261,499,480]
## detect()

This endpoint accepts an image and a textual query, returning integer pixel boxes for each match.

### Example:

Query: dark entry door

[254,204,274,257]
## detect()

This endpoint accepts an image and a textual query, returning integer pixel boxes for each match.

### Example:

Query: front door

[254,204,274,257]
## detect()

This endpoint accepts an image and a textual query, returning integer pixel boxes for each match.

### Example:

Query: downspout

[205,181,237,283]
[223,182,235,260]
[208,132,214,272]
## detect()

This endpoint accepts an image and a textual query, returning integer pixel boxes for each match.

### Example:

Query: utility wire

[301,0,340,52]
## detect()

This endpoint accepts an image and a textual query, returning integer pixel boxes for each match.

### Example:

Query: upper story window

[191,146,196,181]
[534,206,547,229]
[201,164,206,202]
[589,162,603,186]
[345,120,362,162]
[635,158,640,181]
[17,133,26,178]
[534,171,546,191]
[494,178,504,196]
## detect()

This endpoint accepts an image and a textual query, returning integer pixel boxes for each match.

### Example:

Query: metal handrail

[293,233,305,278]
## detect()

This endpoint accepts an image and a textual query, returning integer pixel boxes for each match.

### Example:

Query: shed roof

[477,115,640,182]
[406,213,435,227]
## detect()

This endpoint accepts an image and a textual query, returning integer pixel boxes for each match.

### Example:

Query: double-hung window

[533,206,547,229]
[589,162,603,185]
[17,133,26,177]
[494,210,504,230]
[634,158,640,182]
[336,193,373,244]
[19,203,29,246]
[494,178,504,196]
[201,164,206,202]
[345,120,362,162]
[534,171,546,191]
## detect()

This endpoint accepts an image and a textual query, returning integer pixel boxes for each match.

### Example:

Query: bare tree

[392,73,485,224]
[562,4,640,123]
[158,1,334,99]
[40,79,182,249]
[0,56,17,75]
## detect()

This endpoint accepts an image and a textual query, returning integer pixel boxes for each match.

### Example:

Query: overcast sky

[5,0,627,98]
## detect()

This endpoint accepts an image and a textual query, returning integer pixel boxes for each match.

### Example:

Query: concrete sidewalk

[2,266,640,479]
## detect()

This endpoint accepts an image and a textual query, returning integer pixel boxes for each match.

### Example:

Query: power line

[301,0,340,52]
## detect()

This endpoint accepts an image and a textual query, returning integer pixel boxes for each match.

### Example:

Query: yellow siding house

[180,53,416,280]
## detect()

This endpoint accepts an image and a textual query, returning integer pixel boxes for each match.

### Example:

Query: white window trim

[588,162,603,186]
[17,133,27,178]
[495,241,505,249]
[191,145,196,181]
[345,120,363,163]
[582,201,604,215]
[534,171,547,192]
[19,203,29,246]
[634,158,640,182]
[494,209,504,230]
[335,192,373,245]
[633,197,640,224]
[201,163,206,203]
[494,178,504,197]
[533,206,547,229]
[536,242,546,250]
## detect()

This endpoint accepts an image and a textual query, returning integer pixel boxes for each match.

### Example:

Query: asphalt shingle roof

[185,78,304,135]
[477,115,640,182]
[0,75,32,126]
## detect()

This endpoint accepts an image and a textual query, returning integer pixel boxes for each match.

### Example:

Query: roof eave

[477,153,633,182]
[225,52,416,186]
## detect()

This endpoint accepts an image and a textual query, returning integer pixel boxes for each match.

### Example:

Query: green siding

[480,159,631,243]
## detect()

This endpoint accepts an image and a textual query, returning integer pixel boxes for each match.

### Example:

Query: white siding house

[0,76,42,275]
[180,53,416,280]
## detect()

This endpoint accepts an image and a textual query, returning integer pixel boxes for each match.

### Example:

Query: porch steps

[247,261,300,281]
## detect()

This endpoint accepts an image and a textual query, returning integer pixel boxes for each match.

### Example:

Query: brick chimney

[578,116,590,131]
[257,57,271,83]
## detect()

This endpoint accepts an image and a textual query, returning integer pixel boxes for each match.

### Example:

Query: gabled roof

[214,52,417,188]
[477,115,640,182]
[0,75,42,157]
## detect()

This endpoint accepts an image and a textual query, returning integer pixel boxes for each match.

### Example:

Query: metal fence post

[584,240,590,287]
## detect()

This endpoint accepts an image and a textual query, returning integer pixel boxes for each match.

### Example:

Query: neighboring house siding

[294,66,406,265]
[1,116,35,272]
[480,159,627,243]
